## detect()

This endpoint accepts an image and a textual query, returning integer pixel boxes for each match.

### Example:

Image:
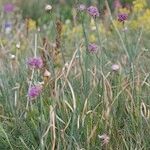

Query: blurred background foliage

[1,0,134,23]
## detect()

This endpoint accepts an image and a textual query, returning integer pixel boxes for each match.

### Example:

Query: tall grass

[0,0,150,149]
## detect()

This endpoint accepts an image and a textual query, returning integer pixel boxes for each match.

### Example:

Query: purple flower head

[28,85,42,99]
[87,6,99,18]
[78,4,86,11]
[4,3,14,13]
[88,43,98,54]
[118,13,128,22]
[5,22,12,28]
[27,57,43,69]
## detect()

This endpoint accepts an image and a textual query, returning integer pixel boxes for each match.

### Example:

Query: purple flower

[5,22,12,28]
[4,3,14,13]
[28,85,42,99]
[27,57,43,69]
[87,6,99,18]
[118,13,128,22]
[78,4,86,11]
[88,43,98,53]
[4,22,12,34]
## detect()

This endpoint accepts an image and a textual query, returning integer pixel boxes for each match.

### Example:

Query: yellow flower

[27,18,36,30]
[133,0,147,12]
[89,34,96,42]
[129,20,139,29]
[112,20,123,29]
[72,26,82,33]
[119,8,130,14]
[62,24,68,34]
[137,9,150,30]
[98,23,106,34]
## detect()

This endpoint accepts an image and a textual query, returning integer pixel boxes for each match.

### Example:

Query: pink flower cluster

[78,4,99,18]
[88,43,98,54]
[4,3,14,13]
[27,57,43,69]
[87,6,100,18]
[28,85,42,99]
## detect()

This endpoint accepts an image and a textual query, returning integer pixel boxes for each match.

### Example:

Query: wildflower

[118,13,128,22]
[123,26,128,32]
[133,0,146,12]
[16,42,20,49]
[114,0,122,9]
[45,4,52,12]
[28,18,36,30]
[88,43,99,53]
[111,64,120,71]
[5,22,11,28]
[44,69,51,77]
[87,6,99,18]
[28,85,42,99]
[98,134,110,145]
[4,3,14,13]
[4,22,12,34]
[78,4,86,11]
[9,54,16,60]
[27,57,43,69]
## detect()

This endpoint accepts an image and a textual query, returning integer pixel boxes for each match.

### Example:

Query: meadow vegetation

[0,0,150,149]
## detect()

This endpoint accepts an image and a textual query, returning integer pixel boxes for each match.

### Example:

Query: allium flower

[87,6,99,18]
[88,43,98,53]
[28,85,42,99]
[4,3,14,13]
[27,57,43,69]
[118,13,128,22]
[78,4,86,11]
[98,134,110,145]
[111,64,120,71]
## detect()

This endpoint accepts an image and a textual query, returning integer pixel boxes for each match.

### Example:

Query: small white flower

[16,42,20,49]
[45,4,52,11]
[91,26,96,31]
[10,54,16,59]
[5,27,12,34]
[123,26,128,32]
[111,64,120,71]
